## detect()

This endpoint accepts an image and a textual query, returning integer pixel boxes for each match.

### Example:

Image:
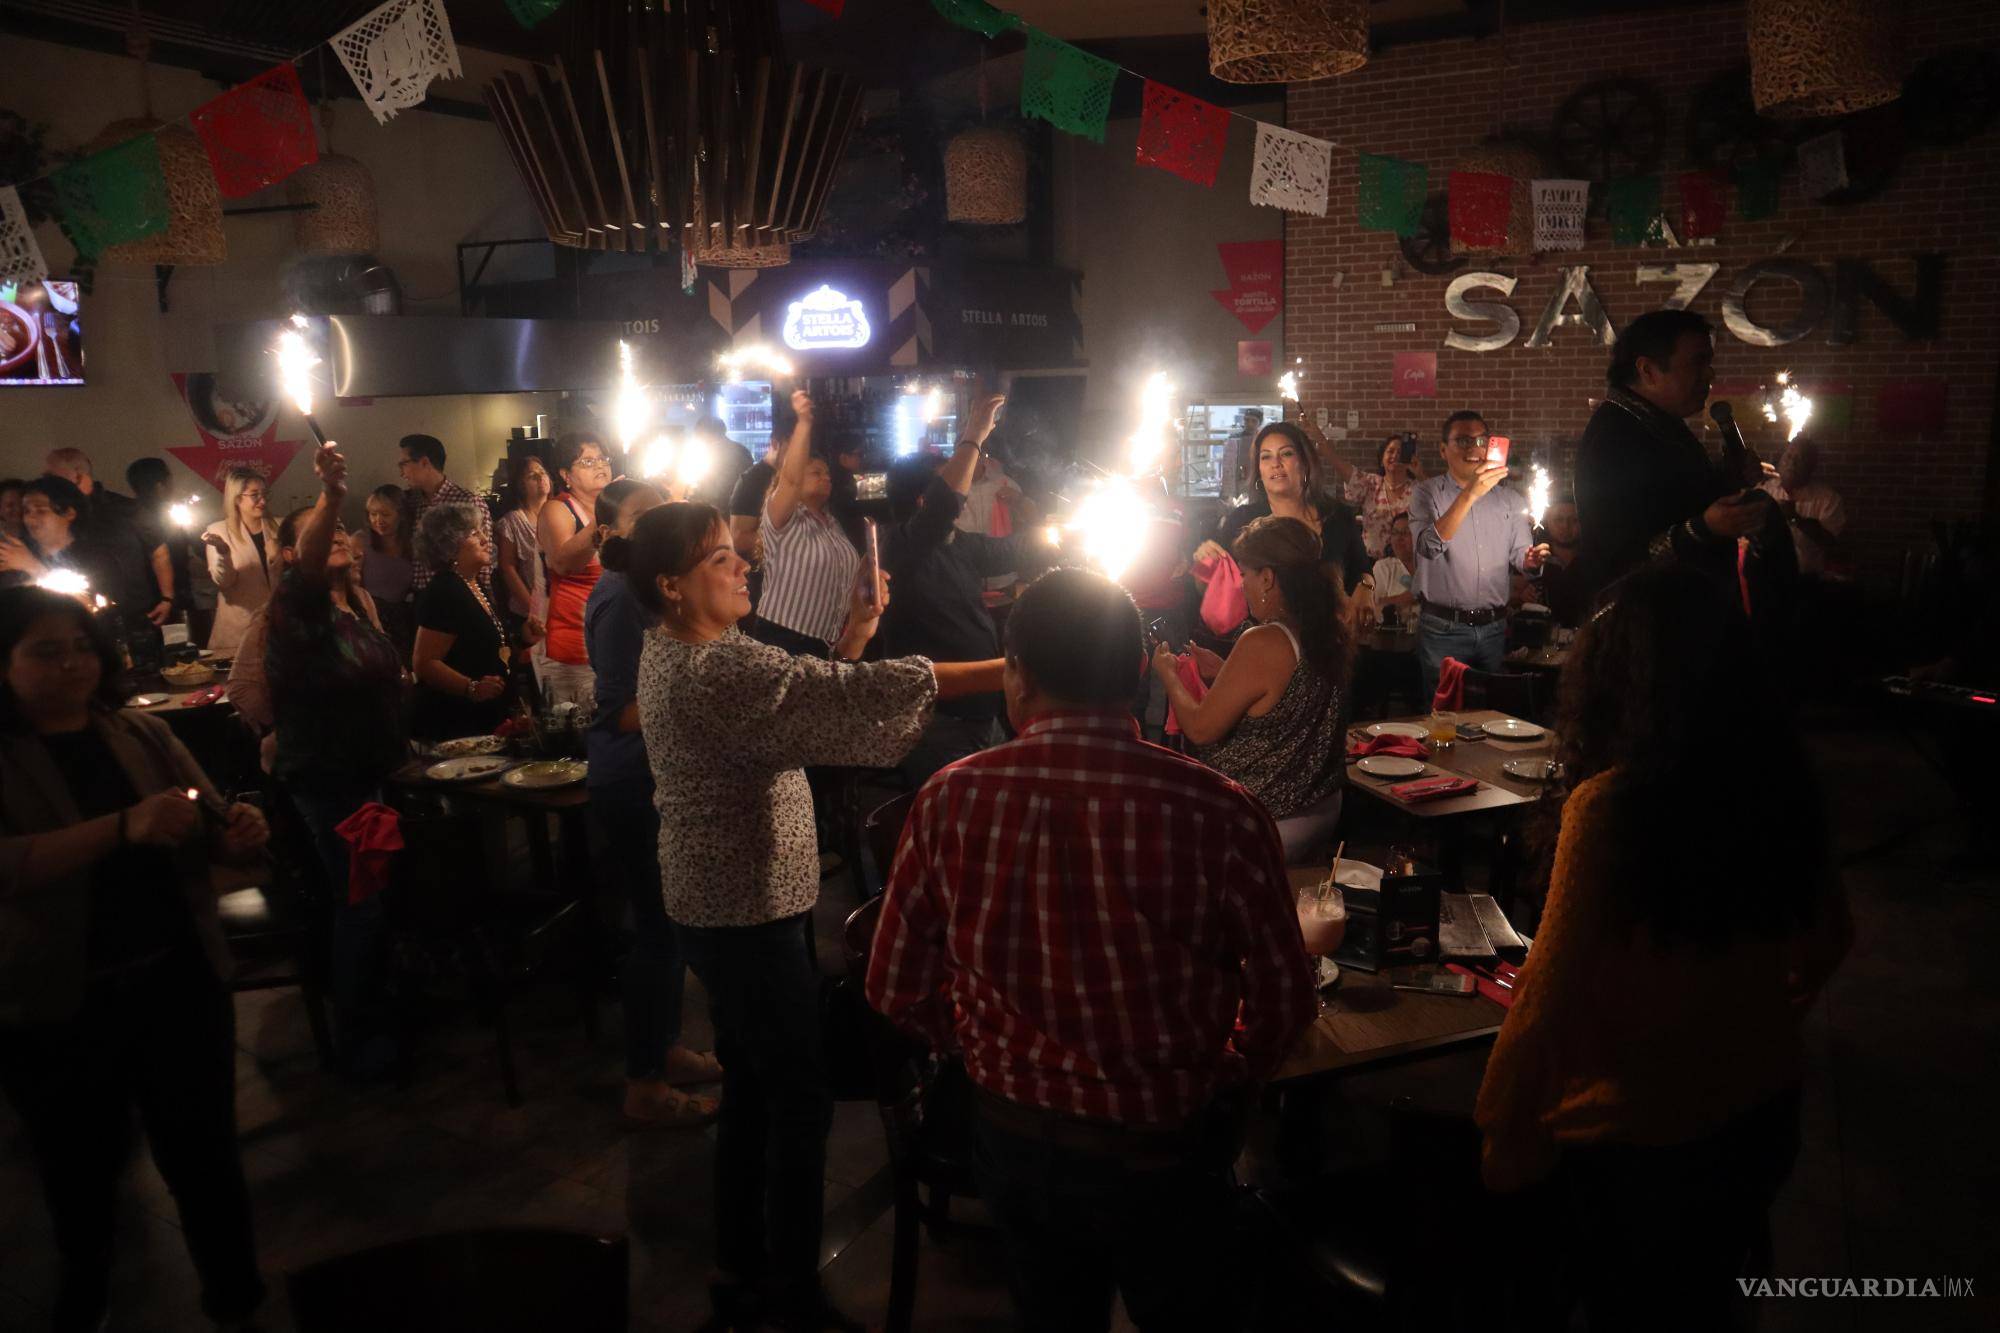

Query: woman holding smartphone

[1315,432,1423,559]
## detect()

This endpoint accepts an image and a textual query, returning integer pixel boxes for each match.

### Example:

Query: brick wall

[1284,0,2000,584]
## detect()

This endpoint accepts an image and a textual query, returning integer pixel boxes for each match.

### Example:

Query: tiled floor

[1,709,1995,1331]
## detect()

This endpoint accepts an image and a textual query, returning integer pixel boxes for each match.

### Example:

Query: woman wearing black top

[0,585,272,1331]
[412,502,509,740]
[1195,422,1374,631]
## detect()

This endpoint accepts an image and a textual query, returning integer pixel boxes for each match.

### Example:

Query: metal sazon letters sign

[1439,255,1943,353]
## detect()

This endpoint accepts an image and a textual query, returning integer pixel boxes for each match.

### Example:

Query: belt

[1419,599,1506,627]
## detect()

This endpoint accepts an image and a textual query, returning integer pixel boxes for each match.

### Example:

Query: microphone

[1709,400,1749,468]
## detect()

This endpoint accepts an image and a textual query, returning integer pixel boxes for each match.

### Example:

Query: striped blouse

[758,503,859,646]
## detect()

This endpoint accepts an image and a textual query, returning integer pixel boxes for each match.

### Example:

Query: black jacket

[1215,492,1370,595]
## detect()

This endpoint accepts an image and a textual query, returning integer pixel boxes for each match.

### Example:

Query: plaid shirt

[409,478,493,596]
[865,711,1318,1127]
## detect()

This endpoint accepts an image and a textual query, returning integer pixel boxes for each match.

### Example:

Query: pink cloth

[1432,657,1468,712]
[1163,652,1209,737]
[334,802,404,906]
[1195,555,1248,636]
[1390,774,1478,803]
[988,492,1013,538]
[1348,735,1426,760]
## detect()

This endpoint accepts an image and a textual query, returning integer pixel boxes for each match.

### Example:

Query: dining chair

[862,789,918,896]
[1460,668,1548,724]
[287,1228,627,1332]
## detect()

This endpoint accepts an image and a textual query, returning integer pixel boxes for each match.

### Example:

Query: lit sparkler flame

[168,501,195,530]
[1070,478,1151,581]
[1772,369,1813,443]
[676,437,712,490]
[638,433,678,481]
[1277,357,1304,403]
[277,314,317,417]
[922,387,944,425]
[1527,465,1552,528]
[716,343,795,384]
[1125,371,1176,477]
[36,569,91,597]
[614,341,654,448]
[92,594,108,611]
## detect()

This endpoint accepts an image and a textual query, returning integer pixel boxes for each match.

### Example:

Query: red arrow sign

[1210,239,1283,336]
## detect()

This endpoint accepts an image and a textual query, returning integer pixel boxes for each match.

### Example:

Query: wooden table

[1344,709,1558,820]
[1274,867,1507,1083]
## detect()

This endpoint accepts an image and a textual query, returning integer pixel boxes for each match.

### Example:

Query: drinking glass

[1428,710,1457,748]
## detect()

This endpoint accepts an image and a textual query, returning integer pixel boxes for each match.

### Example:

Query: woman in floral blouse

[1321,432,1425,559]
[626,499,1000,1332]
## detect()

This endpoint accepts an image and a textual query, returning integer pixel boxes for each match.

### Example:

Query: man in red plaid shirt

[865,568,1317,1331]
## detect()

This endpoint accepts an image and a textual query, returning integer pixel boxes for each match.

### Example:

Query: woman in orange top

[1475,565,1850,1330]
[535,434,610,708]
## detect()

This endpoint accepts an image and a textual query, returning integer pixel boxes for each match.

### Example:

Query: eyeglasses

[574,456,612,471]
[1448,434,1490,450]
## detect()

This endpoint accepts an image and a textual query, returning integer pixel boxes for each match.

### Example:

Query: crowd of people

[0,306,1865,1333]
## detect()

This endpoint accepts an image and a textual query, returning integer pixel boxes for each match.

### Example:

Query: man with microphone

[1575,310,1790,613]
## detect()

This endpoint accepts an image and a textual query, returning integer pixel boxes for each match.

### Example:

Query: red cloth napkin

[989,492,1014,538]
[1194,554,1248,636]
[334,801,404,906]
[1432,656,1468,711]
[1389,774,1478,803]
[1446,960,1519,1008]
[1348,735,1426,760]
[1163,652,1209,737]
[182,682,229,707]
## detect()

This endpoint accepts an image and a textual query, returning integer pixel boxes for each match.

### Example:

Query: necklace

[460,569,507,647]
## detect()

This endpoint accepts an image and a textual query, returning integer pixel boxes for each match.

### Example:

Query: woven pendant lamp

[80,119,226,266]
[1748,0,1903,118]
[1209,0,1369,84]
[288,154,380,256]
[695,234,792,269]
[1449,143,1544,256]
[945,126,1027,225]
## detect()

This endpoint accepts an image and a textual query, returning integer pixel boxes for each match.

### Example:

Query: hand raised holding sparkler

[962,393,1006,446]
[313,438,349,499]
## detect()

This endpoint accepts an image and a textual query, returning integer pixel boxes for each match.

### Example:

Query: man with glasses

[397,434,492,597]
[1407,411,1546,700]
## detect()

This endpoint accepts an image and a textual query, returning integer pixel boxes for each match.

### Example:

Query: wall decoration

[1552,78,1667,189]
[82,122,227,267]
[0,185,47,284]
[945,127,1027,225]
[1392,350,1436,398]
[1443,271,1521,353]
[1748,0,1903,119]
[1829,255,1942,343]
[1136,81,1229,187]
[1356,153,1426,235]
[1686,66,1795,177]
[1021,30,1118,144]
[1720,258,1829,346]
[50,133,169,260]
[288,152,379,256]
[1605,176,1661,246]
[1678,171,1725,240]
[1530,179,1589,251]
[331,0,461,126]
[1446,171,1511,251]
[190,63,318,199]
[1734,160,1781,220]
[799,0,846,14]
[1796,131,1849,200]
[1875,379,1948,437]
[1250,123,1331,216]
[1451,142,1543,255]
[1815,103,1906,206]
[1525,265,1615,349]
[932,0,1023,39]
[1210,239,1283,335]
[166,372,306,492]
[502,0,566,28]
[1208,0,1370,84]
[1237,340,1273,376]
[1398,192,1463,277]
[1636,262,1720,311]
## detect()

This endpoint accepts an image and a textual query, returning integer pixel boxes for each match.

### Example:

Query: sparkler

[1277,357,1304,404]
[1767,369,1814,443]
[275,314,328,447]
[1124,371,1177,477]
[1069,478,1151,581]
[1527,465,1552,529]
[35,568,90,597]
[716,343,794,383]
[921,387,944,425]
[614,341,654,449]
[675,436,712,490]
[167,493,201,532]
[638,432,678,482]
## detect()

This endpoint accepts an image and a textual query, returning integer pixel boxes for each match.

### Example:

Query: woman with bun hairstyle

[586,479,722,1129]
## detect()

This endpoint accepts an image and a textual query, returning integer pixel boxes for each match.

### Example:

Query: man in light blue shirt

[1406,411,1548,699]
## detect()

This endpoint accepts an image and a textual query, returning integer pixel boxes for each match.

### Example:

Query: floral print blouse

[638,627,935,928]
[1343,470,1418,560]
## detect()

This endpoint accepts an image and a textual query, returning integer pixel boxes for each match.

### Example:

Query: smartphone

[864,518,882,610]
[1146,616,1181,653]
[1391,966,1478,996]
[854,471,888,501]
[1397,433,1420,464]
[1486,435,1511,468]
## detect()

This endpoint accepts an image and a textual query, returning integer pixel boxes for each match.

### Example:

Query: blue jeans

[285,777,394,1074]
[591,783,687,1080]
[1415,612,1507,703]
[676,912,831,1303]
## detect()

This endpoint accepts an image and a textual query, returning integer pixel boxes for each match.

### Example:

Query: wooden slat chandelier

[482,0,863,257]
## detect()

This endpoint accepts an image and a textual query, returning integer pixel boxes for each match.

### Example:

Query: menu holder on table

[1438,892,1494,960]
[1333,861,1443,973]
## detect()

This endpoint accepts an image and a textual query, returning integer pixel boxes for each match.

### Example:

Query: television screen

[0,279,84,386]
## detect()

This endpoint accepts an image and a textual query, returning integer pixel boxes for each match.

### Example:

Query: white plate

[502,760,588,790]
[1503,758,1558,783]
[126,693,170,708]
[433,734,507,759]
[425,755,513,784]
[1485,717,1546,741]
[1356,755,1426,779]
[1365,722,1428,740]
